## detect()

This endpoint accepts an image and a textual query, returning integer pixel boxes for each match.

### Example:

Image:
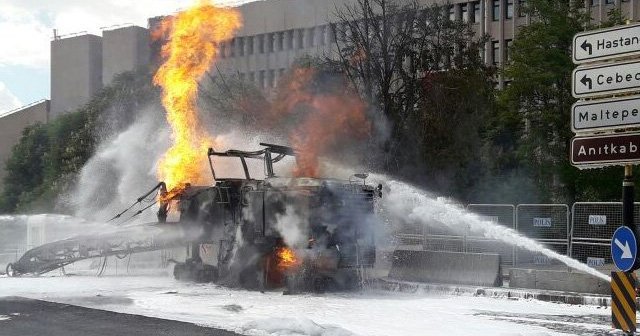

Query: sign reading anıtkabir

[572,95,640,132]
[571,132,640,167]
[573,60,640,98]
[573,23,640,64]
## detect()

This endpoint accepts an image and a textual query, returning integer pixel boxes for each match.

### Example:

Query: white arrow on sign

[573,59,640,98]
[615,238,633,259]
[573,23,640,64]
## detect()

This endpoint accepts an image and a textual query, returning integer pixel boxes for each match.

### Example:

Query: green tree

[0,69,159,213]
[499,0,587,203]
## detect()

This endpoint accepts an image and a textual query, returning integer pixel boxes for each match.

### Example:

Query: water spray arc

[373,175,611,283]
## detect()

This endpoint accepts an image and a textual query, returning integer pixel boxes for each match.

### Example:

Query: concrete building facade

[102,25,151,86]
[0,100,50,192]
[50,34,103,118]
[50,25,150,118]
[214,0,640,91]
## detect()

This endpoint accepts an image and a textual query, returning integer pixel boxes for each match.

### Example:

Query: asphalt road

[0,297,242,336]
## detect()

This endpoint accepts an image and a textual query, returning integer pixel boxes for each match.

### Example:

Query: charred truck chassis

[8,143,379,293]
[165,143,379,292]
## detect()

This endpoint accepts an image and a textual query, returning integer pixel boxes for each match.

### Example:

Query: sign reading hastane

[571,132,640,167]
[572,95,640,132]
[573,23,640,64]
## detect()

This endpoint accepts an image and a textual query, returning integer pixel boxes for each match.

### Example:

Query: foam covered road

[0,296,240,336]
[0,275,617,336]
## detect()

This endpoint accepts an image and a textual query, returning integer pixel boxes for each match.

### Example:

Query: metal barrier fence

[570,202,640,269]
[466,204,516,265]
[515,204,570,267]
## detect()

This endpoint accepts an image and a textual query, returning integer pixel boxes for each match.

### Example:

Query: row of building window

[591,0,629,6]
[219,25,331,58]
[236,68,288,89]
[491,39,513,65]
[449,0,527,23]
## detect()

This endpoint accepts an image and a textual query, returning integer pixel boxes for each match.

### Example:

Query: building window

[308,28,315,47]
[591,0,599,5]
[472,2,481,23]
[249,71,255,83]
[269,70,276,88]
[505,39,513,63]
[449,5,456,21]
[258,34,265,53]
[506,0,513,19]
[267,33,274,53]
[605,0,614,4]
[287,30,294,49]
[229,39,235,57]
[297,29,304,49]
[518,0,527,17]
[238,37,244,56]
[319,25,327,46]
[239,73,245,81]
[492,40,500,65]
[220,43,226,58]
[492,0,500,21]
[460,3,468,22]
[279,68,286,77]
[277,32,284,51]
[248,36,254,55]
[259,70,265,88]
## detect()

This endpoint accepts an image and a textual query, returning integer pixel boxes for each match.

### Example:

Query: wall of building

[102,25,151,86]
[214,0,640,91]
[0,100,50,193]
[50,34,103,118]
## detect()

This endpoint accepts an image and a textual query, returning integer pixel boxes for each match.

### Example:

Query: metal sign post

[571,23,640,334]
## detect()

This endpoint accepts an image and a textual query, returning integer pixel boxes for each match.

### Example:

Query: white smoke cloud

[70,109,170,222]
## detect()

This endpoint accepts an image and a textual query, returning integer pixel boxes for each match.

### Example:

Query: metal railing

[515,204,570,267]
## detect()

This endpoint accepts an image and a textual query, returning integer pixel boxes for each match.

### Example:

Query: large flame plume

[153,0,242,191]
[272,67,370,177]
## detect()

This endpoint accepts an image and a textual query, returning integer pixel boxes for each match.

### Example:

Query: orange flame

[276,246,301,270]
[153,0,242,191]
[271,67,370,177]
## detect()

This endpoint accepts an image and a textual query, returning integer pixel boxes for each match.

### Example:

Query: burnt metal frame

[207,143,295,180]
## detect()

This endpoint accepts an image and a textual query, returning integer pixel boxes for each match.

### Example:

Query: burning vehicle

[7,143,381,292]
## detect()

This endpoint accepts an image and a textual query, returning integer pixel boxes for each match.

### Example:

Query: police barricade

[422,217,465,253]
[515,204,570,267]
[466,204,516,266]
[570,202,640,270]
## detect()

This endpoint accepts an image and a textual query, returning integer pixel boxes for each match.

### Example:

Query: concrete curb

[371,278,611,307]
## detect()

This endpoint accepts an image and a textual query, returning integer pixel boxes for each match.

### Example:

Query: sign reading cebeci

[572,95,640,132]
[573,60,640,98]
[573,23,640,63]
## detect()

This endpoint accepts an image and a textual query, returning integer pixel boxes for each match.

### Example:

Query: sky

[0,0,255,114]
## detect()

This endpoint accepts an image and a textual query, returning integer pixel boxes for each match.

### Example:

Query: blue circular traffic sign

[611,226,638,272]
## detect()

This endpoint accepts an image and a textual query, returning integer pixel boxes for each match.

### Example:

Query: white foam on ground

[0,275,611,335]
[0,315,11,321]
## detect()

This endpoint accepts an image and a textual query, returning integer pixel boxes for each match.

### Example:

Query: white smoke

[70,109,170,223]
[274,204,307,248]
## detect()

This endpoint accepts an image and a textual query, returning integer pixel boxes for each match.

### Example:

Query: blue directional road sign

[611,226,638,272]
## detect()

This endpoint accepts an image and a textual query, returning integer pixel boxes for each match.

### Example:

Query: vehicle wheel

[5,263,17,277]
[173,263,185,280]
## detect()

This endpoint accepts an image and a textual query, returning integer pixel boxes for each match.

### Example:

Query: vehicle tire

[5,263,16,277]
